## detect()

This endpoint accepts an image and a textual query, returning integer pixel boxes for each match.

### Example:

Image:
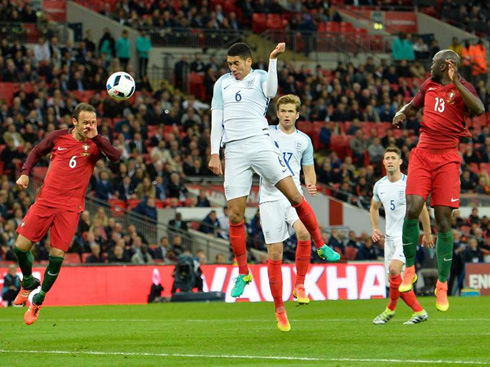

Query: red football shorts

[16,203,81,252]
[406,147,461,208]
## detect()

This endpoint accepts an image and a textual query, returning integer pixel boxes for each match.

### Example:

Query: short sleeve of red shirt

[411,78,430,109]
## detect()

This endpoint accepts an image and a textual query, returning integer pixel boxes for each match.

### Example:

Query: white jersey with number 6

[259,126,314,204]
[212,70,271,144]
[372,174,407,238]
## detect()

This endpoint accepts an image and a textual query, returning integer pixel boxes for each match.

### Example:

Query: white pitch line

[0,318,489,323]
[0,349,489,365]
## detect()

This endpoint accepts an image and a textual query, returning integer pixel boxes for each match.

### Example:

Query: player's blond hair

[277,94,301,113]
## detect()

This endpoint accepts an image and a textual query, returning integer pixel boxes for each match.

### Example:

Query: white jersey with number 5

[373,174,407,238]
[211,70,271,144]
[259,126,314,204]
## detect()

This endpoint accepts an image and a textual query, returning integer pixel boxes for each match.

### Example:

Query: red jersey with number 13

[22,129,101,212]
[411,77,479,150]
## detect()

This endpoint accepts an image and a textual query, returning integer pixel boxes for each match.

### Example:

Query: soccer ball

[106,71,135,101]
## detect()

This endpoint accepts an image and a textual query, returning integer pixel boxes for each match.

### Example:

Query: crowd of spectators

[0,1,489,272]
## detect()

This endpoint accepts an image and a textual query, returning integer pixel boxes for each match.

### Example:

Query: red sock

[388,274,401,311]
[293,198,323,247]
[268,259,283,310]
[295,239,311,286]
[229,220,248,275]
[400,290,423,312]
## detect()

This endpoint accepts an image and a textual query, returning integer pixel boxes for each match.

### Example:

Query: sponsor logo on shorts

[451,198,459,202]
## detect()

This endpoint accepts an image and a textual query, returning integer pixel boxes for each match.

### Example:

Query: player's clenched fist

[16,174,29,190]
[392,111,406,128]
[208,154,223,175]
[270,43,286,59]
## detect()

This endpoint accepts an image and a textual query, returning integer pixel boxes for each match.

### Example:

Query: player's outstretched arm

[370,198,383,242]
[392,101,419,128]
[419,203,434,247]
[262,43,285,98]
[209,77,224,175]
[447,59,485,116]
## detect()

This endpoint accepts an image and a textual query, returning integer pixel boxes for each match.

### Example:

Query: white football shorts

[384,236,406,273]
[224,134,291,201]
[259,198,299,244]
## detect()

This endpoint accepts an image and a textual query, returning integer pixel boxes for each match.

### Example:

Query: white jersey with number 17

[211,70,271,144]
[373,174,407,238]
[259,126,314,204]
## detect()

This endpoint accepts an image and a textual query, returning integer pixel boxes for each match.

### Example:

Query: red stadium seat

[64,253,82,264]
[127,199,141,209]
[344,246,358,261]
[252,13,267,33]
[108,199,126,217]
[266,14,283,30]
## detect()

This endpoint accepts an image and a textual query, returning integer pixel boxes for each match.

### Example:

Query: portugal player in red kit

[13,103,121,324]
[393,50,484,312]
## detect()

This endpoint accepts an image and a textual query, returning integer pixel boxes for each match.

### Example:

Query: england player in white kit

[208,43,336,305]
[258,95,340,332]
[370,147,433,325]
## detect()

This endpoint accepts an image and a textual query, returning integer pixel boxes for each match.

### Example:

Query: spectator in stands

[328,228,344,255]
[215,253,226,264]
[1,264,20,307]
[134,197,158,220]
[151,236,170,261]
[463,238,484,263]
[136,30,152,79]
[33,36,50,64]
[346,230,361,249]
[355,238,378,260]
[391,32,415,62]
[413,36,430,61]
[96,170,115,201]
[217,206,230,240]
[174,55,189,90]
[409,60,426,78]
[3,123,24,148]
[368,137,385,165]
[475,175,490,194]
[134,176,156,200]
[85,243,106,264]
[108,244,129,263]
[469,39,488,85]
[170,235,184,260]
[196,189,211,207]
[349,129,368,166]
[116,30,131,70]
[449,37,464,58]
[199,210,220,236]
[168,212,188,233]
[131,243,154,264]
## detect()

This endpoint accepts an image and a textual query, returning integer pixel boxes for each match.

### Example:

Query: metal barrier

[0,21,70,44]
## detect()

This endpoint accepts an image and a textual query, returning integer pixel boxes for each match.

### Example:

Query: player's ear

[71,117,77,126]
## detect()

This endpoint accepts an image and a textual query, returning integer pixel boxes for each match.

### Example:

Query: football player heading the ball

[13,103,121,325]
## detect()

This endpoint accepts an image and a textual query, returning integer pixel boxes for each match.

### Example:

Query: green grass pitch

[1,296,489,366]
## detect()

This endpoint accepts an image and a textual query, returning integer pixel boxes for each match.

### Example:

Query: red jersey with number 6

[411,77,479,150]
[21,129,101,212]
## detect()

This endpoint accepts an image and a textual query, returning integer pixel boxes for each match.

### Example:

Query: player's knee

[296,228,310,241]
[388,266,400,277]
[436,220,451,233]
[228,211,244,224]
[268,251,282,262]
[288,192,303,206]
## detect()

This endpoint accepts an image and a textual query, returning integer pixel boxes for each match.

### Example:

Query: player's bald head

[434,49,460,64]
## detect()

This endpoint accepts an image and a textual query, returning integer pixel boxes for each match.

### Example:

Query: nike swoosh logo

[47,271,58,276]
[282,169,288,173]
[443,258,452,262]
[451,198,459,202]
[428,87,436,91]
[224,85,231,89]
[403,243,412,246]
[57,147,67,151]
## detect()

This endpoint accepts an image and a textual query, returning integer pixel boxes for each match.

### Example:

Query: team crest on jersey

[399,190,405,200]
[246,79,254,88]
[446,89,457,105]
[81,144,90,157]
[296,141,303,153]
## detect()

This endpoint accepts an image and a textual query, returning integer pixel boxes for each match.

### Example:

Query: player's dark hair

[227,43,252,60]
[73,103,96,121]
[385,147,401,158]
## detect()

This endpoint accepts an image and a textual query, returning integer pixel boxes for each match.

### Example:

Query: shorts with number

[406,147,461,208]
[16,202,80,252]
[224,134,291,201]
[384,236,406,273]
[259,198,299,244]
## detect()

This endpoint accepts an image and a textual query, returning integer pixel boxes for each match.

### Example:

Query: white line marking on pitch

[0,349,489,365]
[1,318,489,323]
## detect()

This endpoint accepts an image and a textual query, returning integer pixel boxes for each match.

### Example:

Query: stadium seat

[108,199,126,217]
[127,199,141,209]
[252,13,267,33]
[64,253,82,264]
[344,246,358,261]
